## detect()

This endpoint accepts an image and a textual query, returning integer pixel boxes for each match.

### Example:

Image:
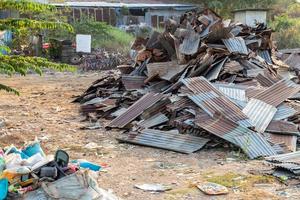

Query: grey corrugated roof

[234,133,277,159]
[222,37,248,55]
[242,98,277,133]
[137,113,169,129]
[117,129,210,154]
[195,113,276,159]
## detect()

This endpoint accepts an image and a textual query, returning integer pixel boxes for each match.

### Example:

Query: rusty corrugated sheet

[122,75,146,90]
[242,98,277,133]
[137,113,169,129]
[255,73,275,87]
[195,113,276,159]
[117,129,210,154]
[182,77,252,127]
[264,132,297,152]
[253,79,300,107]
[266,120,299,135]
[146,61,187,81]
[222,37,248,55]
[108,93,164,128]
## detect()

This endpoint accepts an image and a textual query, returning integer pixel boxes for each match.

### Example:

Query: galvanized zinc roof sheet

[108,93,164,128]
[195,113,276,159]
[222,37,248,55]
[117,129,210,154]
[242,98,277,133]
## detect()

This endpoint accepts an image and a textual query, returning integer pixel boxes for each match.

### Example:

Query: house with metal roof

[51,1,198,28]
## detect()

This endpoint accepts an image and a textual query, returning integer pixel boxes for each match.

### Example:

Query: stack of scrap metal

[74,9,300,159]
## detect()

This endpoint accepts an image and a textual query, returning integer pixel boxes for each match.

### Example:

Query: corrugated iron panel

[246,69,265,78]
[242,98,277,133]
[284,53,300,69]
[264,132,297,152]
[179,32,201,55]
[222,37,248,55]
[258,50,272,64]
[234,133,277,159]
[255,73,275,87]
[195,113,276,159]
[266,120,299,135]
[214,83,247,101]
[253,79,300,107]
[117,129,210,154]
[266,151,300,164]
[270,163,300,175]
[146,61,187,81]
[108,93,164,128]
[273,104,296,121]
[137,113,169,129]
[182,77,252,127]
[122,75,146,90]
[206,57,228,81]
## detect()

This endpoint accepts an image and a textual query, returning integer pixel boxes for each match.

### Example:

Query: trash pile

[75,9,300,164]
[0,140,118,199]
[80,48,128,71]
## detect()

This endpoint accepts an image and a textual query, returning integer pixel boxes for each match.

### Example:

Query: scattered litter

[134,183,172,192]
[197,182,229,195]
[0,140,118,199]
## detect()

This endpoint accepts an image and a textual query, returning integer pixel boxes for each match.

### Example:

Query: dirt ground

[0,72,300,200]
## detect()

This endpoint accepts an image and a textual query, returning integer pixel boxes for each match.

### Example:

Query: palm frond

[0,83,19,95]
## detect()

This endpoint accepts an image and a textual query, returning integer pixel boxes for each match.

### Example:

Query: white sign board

[76,34,91,53]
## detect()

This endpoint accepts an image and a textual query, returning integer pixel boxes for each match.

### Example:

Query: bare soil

[0,73,299,200]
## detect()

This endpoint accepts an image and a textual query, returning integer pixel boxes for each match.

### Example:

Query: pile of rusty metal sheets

[74,9,300,160]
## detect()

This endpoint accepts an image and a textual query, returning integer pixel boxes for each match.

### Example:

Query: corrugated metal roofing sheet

[273,104,296,121]
[255,73,276,87]
[195,113,276,159]
[258,50,272,64]
[108,93,164,128]
[182,77,252,127]
[222,37,248,55]
[146,61,187,81]
[122,75,146,90]
[117,129,210,154]
[206,57,228,81]
[270,163,300,175]
[242,98,277,133]
[234,133,277,159]
[266,151,300,164]
[266,120,299,135]
[214,83,247,101]
[263,132,297,152]
[179,31,201,55]
[253,79,300,107]
[137,113,169,129]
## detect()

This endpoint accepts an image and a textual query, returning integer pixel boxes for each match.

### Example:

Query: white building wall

[234,10,267,27]
[245,11,267,26]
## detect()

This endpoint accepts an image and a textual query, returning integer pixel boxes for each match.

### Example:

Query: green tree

[0,0,74,94]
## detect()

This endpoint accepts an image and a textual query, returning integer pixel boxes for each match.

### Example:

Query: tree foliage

[270,2,300,49]
[0,0,74,94]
